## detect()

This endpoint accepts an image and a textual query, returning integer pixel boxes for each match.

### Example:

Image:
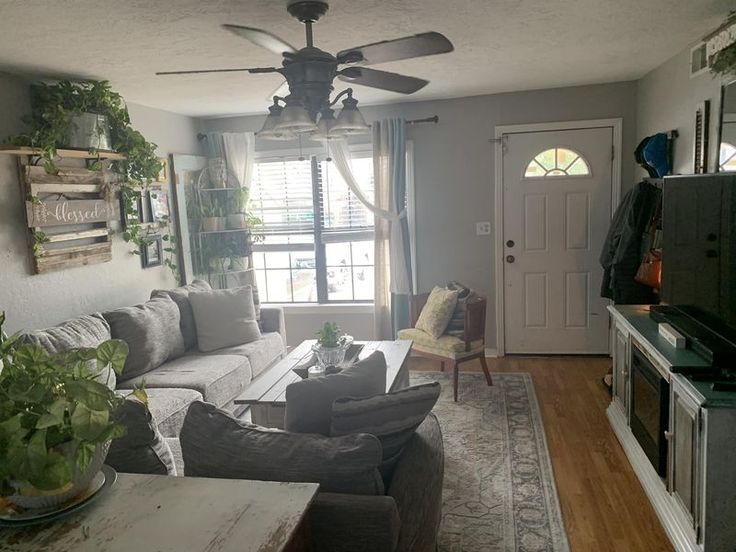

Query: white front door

[502,127,613,354]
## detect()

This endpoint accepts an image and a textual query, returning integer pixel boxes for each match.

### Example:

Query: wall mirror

[718,80,736,172]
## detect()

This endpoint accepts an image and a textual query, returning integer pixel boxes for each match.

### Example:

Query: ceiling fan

[156,0,454,140]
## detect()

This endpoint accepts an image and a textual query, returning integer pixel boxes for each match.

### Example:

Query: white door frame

[493,118,623,357]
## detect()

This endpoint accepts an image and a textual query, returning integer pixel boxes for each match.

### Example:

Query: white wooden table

[235,340,412,428]
[1,474,319,552]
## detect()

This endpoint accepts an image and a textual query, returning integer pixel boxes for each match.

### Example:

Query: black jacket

[599,181,661,304]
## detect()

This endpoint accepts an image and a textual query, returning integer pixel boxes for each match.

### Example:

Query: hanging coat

[599,181,661,304]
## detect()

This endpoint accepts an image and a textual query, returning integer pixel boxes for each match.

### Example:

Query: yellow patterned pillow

[414,286,459,339]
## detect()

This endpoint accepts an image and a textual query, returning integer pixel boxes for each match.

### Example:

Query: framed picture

[156,157,169,183]
[147,189,170,223]
[120,189,143,229]
[141,235,162,268]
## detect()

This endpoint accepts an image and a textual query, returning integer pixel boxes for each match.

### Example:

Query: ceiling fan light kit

[158,0,454,141]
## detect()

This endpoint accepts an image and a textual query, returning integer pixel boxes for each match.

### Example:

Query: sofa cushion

[207,332,284,379]
[117,354,250,408]
[151,280,211,351]
[330,382,441,482]
[20,313,116,389]
[143,387,204,438]
[104,295,185,381]
[181,401,384,495]
[166,438,184,476]
[189,286,261,352]
[415,286,459,339]
[285,351,387,436]
[106,397,176,476]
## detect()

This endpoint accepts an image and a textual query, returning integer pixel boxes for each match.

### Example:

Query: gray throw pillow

[106,397,176,475]
[285,351,387,436]
[104,295,185,381]
[20,313,116,389]
[180,401,384,495]
[330,382,441,482]
[189,286,261,352]
[151,279,211,350]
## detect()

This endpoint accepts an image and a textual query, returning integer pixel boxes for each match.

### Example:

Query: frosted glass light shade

[256,107,296,141]
[331,103,369,136]
[310,111,342,142]
[274,104,319,134]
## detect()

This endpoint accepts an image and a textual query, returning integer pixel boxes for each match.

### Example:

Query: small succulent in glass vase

[312,322,353,371]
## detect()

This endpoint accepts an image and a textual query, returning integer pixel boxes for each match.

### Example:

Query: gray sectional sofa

[23,280,286,440]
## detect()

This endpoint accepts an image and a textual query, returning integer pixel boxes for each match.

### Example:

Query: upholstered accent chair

[398,293,492,401]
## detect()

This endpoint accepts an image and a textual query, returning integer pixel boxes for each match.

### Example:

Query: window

[720,142,736,172]
[524,147,590,178]
[249,150,375,303]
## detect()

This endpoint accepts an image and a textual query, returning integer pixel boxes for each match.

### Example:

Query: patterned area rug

[410,372,569,552]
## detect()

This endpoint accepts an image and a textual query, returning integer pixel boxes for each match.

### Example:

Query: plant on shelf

[7,80,161,181]
[710,12,736,77]
[0,312,145,508]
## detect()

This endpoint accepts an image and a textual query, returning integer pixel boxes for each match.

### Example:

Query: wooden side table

[1,474,319,552]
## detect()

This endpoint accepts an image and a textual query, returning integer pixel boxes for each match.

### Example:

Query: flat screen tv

[658,174,736,352]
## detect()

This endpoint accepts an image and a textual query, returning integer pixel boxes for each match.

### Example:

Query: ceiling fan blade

[337,32,453,65]
[156,67,279,76]
[338,67,428,94]
[222,24,297,55]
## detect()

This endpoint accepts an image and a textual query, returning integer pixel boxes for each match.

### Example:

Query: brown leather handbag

[635,201,662,290]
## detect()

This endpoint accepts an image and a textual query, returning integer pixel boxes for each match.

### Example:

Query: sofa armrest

[386,412,444,552]
[309,493,400,552]
[259,306,286,346]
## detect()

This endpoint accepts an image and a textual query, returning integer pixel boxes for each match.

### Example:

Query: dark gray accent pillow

[104,295,185,381]
[285,350,387,436]
[330,382,441,482]
[181,401,384,495]
[151,280,211,351]
[20,313,116,389]
[106,397,176,475]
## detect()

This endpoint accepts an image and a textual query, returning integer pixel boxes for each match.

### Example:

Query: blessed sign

[26,199,118,227]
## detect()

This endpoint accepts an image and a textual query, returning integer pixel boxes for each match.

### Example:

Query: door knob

[506,240,515,248]
[506,255,515,263]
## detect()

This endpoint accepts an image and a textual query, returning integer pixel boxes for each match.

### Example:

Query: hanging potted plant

[6,80,161,182]
[0,312,142,509]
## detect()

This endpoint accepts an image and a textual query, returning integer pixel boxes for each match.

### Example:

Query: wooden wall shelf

[0,146,125,160]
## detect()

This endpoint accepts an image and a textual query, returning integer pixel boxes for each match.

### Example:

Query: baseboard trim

[606,404,699,552]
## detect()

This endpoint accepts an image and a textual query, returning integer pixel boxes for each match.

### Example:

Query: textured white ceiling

[0,0,729,117]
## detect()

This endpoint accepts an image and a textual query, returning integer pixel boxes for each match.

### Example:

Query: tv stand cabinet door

[612,318,630,419]
[668,375,703,543]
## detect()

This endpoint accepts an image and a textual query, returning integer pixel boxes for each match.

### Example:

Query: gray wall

[202,81,638,348]
[637,44,726,176]
[0,73,202,333]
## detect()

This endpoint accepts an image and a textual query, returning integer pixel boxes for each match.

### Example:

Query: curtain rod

[196,115,439,141]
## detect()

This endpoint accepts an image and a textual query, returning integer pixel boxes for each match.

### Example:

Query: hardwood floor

[410,355,673,552]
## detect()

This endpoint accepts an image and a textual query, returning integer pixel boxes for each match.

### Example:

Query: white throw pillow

[189,287,261,352]
[415,286,460,339]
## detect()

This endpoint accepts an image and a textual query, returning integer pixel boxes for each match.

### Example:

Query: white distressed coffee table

[235,340,412,428]
[1,474,319,552]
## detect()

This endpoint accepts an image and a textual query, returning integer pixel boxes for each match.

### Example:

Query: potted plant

[201,203,220,233]
[227,187,250,230]
[7,80,161,181]
[0,312,142,509]
[312,322,353,369]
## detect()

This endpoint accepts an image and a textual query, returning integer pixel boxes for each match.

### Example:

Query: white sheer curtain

[221,132,255,189]
[328,120,411,339]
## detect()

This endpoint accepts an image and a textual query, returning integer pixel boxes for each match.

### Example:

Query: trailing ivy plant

[7,80,161,182]
[710,12,736,77]
[0,312,145,495]
[120,186,179,282]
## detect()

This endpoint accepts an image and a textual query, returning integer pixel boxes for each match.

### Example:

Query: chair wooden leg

[453,361,459,402]
[440,361,445,372]
[480,355,493,386]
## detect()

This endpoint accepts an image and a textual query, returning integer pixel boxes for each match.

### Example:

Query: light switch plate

[476,222,491,235]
